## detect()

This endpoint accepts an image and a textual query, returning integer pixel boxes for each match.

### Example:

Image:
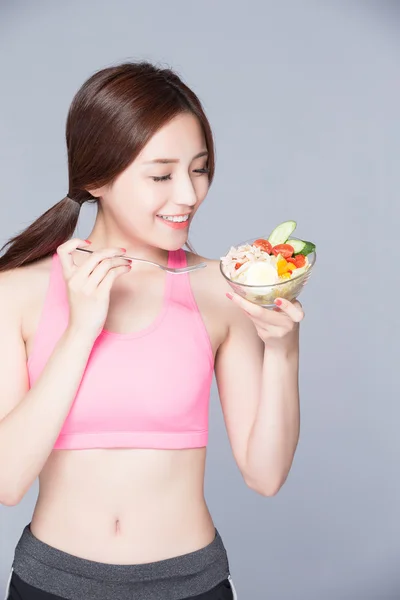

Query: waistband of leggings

[12,524,230,600]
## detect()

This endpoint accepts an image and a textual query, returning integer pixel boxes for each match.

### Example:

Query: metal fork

[75,247,207,275]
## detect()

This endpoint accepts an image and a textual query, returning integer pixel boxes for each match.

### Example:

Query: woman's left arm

[215,293,304,497]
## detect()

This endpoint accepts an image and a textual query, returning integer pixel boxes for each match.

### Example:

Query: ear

[86,183,109,199]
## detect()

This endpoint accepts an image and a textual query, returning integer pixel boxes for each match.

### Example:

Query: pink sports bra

[27,250,214,450]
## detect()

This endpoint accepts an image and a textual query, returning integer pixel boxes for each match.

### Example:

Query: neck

[86,208,170,265]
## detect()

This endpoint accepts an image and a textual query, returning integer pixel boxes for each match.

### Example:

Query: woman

[0,61,304,600]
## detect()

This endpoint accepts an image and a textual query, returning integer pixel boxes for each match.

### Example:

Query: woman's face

[100,112,210,251]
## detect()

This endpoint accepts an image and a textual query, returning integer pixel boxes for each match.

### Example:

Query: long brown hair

[0,62,215,272]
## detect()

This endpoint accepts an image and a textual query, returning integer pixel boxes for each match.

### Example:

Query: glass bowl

[219,236,316,308]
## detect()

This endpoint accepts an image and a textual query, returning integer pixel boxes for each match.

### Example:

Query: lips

[156,215,190,229]
[156,212,191,230]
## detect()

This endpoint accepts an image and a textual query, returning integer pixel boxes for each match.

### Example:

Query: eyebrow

[142,150,209,165]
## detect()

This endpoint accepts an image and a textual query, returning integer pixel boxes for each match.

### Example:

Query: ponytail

[0,196,82,272]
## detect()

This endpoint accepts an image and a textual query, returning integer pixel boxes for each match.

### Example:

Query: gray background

[0,1,399,598]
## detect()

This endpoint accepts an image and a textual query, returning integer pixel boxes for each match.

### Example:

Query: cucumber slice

[286,239,306,254]
[268,220,297,246]
[287,239,316,256]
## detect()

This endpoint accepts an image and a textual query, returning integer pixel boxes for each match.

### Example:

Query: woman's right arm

[0,240,131,506]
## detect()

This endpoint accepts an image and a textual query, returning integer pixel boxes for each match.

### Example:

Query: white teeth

[159,215,189,223]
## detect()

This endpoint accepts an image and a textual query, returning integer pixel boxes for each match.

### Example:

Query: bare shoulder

[185,251,247,327]
[186,251,231,294]
[0,256,53,298]
[0,256,53,336]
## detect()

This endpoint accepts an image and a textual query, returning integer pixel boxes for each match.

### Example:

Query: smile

[156,213,191,230]
[157,214,190,223]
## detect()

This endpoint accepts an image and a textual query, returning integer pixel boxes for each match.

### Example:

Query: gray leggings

[4,524,238,600]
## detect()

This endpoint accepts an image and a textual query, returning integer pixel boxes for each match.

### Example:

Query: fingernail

[120,247,127,252]
[226,293,233,300]
[275,299,282,306]
[84,239,92,244]
[126,259,133,263]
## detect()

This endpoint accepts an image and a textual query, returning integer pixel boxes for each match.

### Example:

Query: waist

[33,447,211,562]
[12,524,230,600]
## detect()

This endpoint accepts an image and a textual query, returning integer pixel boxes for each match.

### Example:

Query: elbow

[0,482,25,506]
[0,493,23,506]
[244,473,286,497]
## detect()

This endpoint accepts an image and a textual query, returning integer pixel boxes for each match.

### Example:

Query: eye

[151,174,172,183]
[151,168,209,183]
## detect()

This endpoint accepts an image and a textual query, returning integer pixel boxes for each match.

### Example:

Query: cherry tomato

[294,254,306,267]
[253,239,272,254]
[271,244,295,258]
[234,262,242,270]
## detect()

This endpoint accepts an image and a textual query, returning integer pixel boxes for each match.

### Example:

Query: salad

[221,220,316,286]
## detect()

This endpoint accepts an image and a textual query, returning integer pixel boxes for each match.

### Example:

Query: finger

[84,257,132,291]
[274,298,304,322]
[72,247,127,284]
[226,291,265,317]
[57,238,91,277]
[226,291,291,324]
[98,263,132,292]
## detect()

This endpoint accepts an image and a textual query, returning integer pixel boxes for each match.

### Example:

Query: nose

[174,175,197,208]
